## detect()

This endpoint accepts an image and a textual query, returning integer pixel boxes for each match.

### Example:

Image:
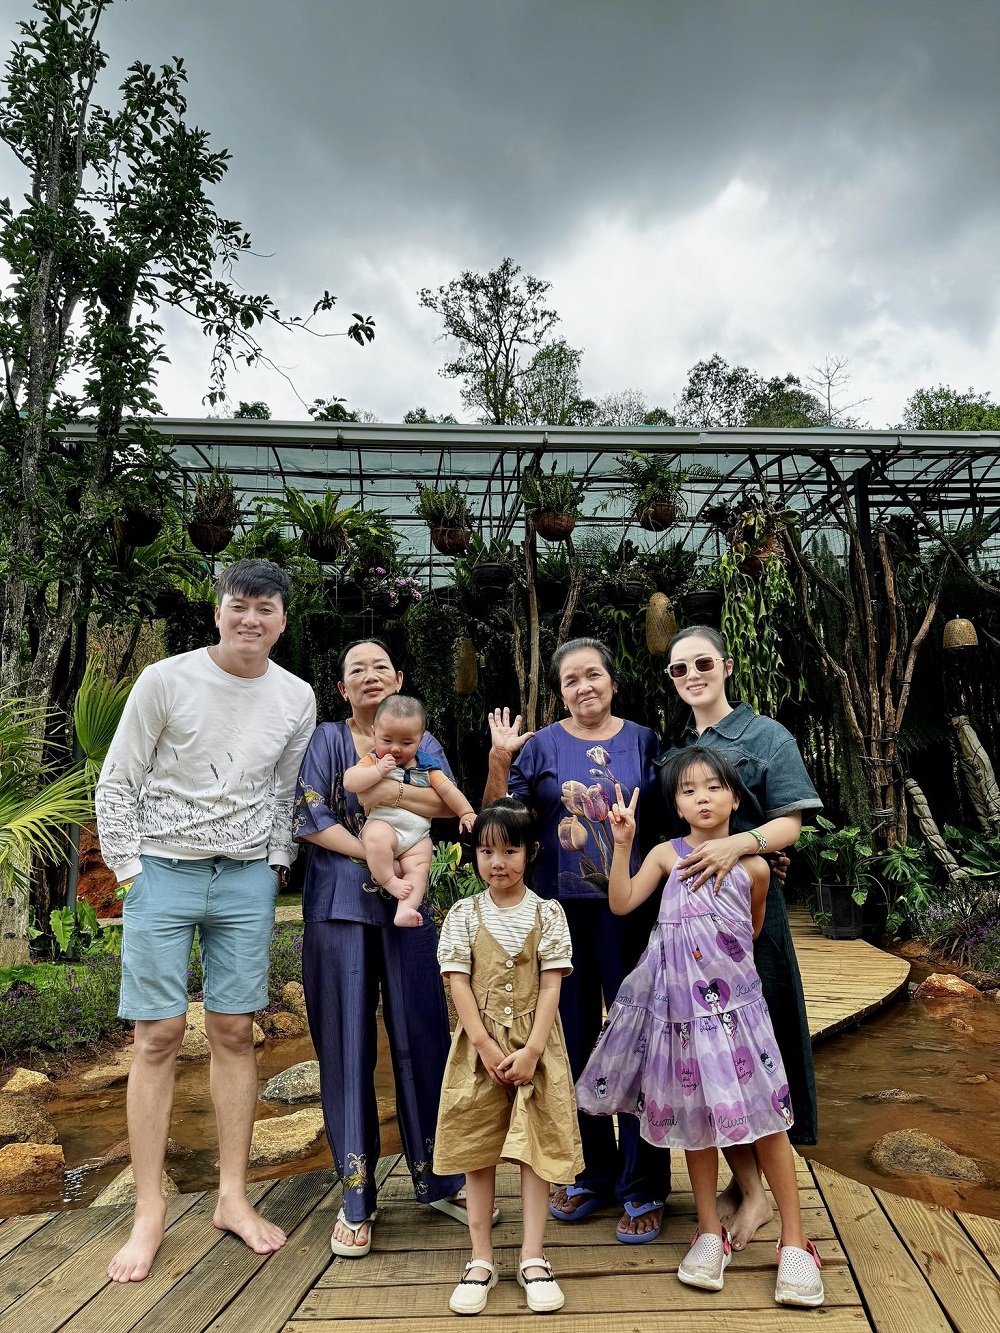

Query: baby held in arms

[343,695,475,926]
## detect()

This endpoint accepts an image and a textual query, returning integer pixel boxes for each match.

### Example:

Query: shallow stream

[3,967,998,1221]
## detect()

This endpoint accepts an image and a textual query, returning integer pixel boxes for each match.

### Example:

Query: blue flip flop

[549,1184,616,1222]
[616,1198,665,1244]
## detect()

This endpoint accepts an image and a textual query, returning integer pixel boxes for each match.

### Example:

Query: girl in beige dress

[434,799,583,1315]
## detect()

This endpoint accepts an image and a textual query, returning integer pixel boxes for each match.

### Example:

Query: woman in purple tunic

[294,639,465,1256]
[484,638,671,1242]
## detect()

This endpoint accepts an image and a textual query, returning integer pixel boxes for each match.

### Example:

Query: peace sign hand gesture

[609,783,639,847]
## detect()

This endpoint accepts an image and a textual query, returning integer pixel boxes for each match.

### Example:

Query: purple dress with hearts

[575,839,793,1151]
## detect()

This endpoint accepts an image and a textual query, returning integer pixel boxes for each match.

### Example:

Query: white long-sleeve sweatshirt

[95,648,316,881]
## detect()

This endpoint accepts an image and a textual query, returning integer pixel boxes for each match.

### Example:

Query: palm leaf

[0,765,95,898]
[74,659,136,790]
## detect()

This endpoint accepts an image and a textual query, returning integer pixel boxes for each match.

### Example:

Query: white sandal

[517,1256,565,1313]
[430,1190,501,1225]
[329,1206,377,1257]
[449,1258,499,1315]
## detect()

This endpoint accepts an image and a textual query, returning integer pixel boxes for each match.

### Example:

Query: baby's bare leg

[393,837,433,928]
[360,821,412,900]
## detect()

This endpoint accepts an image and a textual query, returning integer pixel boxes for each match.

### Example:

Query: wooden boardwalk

[1,913,993,1332]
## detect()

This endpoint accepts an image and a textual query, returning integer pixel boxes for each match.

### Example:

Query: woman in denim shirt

[655,625,822,1251]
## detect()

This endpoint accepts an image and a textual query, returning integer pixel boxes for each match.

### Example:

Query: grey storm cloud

[3,0,1000,419]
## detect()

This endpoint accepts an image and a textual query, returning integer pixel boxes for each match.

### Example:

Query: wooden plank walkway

[1,912,992,1331]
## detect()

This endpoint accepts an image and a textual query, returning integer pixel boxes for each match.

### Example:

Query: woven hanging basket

[943,617,979,650]
[637,500,679,532]
[430,524,471,556]
[531,510,576,542]
[645,593,677,656]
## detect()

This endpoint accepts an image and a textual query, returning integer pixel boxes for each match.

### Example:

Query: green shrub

[0,957,125,1056]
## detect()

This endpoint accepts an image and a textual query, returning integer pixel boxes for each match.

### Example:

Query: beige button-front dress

[433,894,584,1183]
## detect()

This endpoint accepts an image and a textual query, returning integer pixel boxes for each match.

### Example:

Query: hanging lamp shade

[943,616,979,650]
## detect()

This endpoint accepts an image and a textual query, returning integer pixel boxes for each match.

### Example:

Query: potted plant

[797,816,880,939]
[536,548,570,613]
[522,466,586,541]
[188,470,241,555]
[703,494,798,580]
[273,486,363,563]
[415,483,473,555]
[112,489,165,547]
[460,536,518,593]
[595,538,652,608]
[616,451,714,531]
[364,568,424,617]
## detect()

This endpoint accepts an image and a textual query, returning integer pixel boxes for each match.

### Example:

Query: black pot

[114,510,163,547]
[369,590,414,618]
[536,579,566,614]
[188,520,233,556]
[429,585,462,607]
[470,562,514,592]
[328,577,364,613]
[618,579,648,607]
[678,589,724,627]
[816,883,865,940]
[302,531,348,564]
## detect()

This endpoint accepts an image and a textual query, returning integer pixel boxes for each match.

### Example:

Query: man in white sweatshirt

[96,558,316,1283]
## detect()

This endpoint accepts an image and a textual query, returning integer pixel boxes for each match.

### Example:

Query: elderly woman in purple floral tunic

[484,637,671,1242]
[293,638,466,1257]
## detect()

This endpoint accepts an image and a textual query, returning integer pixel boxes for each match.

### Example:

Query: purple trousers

[303,914,464,1222]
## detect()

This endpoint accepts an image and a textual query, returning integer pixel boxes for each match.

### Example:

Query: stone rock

[858,1088,925,1104]
[962,969,1000,992]
[376,1097,396,1124]
[281,981,308,1018]
[913,973,980,1001]
[0,1068,56,1099]
[869,1130,986,1183]
[263,1011,309,1039]
[96,1137,193,1169]
[895,940,932,960]
[962,1074,991,1084]
[260,1061,320,1104]
[91,1165,178,1207]
[78,1048,133,1091]
[248,1108,325,1166]
[0,1093,58,1147]
[948,1017,975,1034]
[0,1142,65,1194]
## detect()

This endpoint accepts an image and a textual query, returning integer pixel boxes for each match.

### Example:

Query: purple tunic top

[508,720,659,900]
[293,720,452,926]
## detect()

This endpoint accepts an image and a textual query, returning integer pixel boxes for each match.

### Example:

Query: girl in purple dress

[576,748,824,1307]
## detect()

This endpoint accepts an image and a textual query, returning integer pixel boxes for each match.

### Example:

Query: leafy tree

[233,400,272,420]
[419,257,559,423]
[403,406,458,424]
[643,407,677,426]
[593,389,676,427]
[674,354,824,428]
[308,396,359,422]
[0,0,372,717]
[518,338,597,425]
[900,385,1000,431]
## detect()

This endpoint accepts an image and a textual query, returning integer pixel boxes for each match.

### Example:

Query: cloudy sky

[3,0,1000,426]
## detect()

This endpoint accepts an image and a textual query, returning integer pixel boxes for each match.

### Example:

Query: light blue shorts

[119,854,277,1020]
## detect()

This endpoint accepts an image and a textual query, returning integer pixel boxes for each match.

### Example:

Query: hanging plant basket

[369,590,414,618]
[429,584,462,607]
[636,500,679,532]
[616,579,648,608]
[188,521,234,555]
[430,524,471,556]
[301,531,349,564]
[470,562,514,592]
[532,510,576,542]
[678,588,724,627]
[645,593,676,656]
[327,576,364,613]
[113,510,163,547]
[536,579,566,614]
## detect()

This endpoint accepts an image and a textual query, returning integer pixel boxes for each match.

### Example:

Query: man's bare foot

[330,1214,371,1250]
[616,1204,662,1239]
[394,904,423,928]
[213,1195,286,1254]
[720,1188,773,1250]
[107,1198,167,1283]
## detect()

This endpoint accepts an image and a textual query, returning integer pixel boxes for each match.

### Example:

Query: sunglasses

[667,655,725,679]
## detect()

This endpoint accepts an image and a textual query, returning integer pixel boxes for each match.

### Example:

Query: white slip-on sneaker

[775,1238,825,1307]
[677,1228,732,1291]
[449,1258,498,1315]
[517,1256,565,1313]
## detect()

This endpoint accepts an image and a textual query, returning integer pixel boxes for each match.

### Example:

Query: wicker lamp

[942,616,979,650]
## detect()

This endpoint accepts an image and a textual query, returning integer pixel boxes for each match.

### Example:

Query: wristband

[747,830,767,854]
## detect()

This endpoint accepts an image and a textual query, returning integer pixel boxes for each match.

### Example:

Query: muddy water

[803,985,1000,1219]
[6,977,1000,1222]
[0,1031,401,1221]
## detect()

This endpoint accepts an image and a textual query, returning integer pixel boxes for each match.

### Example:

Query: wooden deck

[1,912,992,1332]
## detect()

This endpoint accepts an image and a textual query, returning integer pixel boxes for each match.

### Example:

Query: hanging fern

[709,551,800,717]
